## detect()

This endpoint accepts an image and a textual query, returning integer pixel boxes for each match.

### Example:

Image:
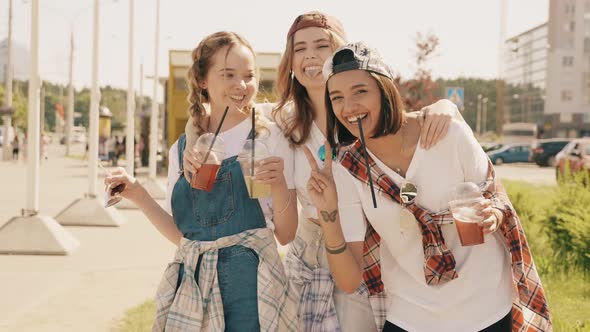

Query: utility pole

[125,0,135,176]
[40,82,45,134]
[149,0,160,180]
[88,0,100,197]
[65,30,74,156]
[482,97,489,133]
[2,0,14,161]
[496,0,507,135]
[477,94,482,135]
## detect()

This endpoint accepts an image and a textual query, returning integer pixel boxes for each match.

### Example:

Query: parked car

[529,138,571,167]
[487,144,531,165]
[481,142,503,153]
[556,138,590,179]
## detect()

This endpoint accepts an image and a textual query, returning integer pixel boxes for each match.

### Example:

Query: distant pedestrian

[41,133,49,160]
[11,135,19,161]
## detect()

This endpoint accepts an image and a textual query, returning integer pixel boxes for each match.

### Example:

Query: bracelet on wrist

[325,241,347,254]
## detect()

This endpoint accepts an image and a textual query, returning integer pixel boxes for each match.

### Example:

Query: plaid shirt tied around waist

[151,228,299,332]
[285,251,387,331]
[339,140,552,332]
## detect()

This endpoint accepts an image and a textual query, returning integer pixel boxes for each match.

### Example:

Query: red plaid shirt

[339,139,552,332]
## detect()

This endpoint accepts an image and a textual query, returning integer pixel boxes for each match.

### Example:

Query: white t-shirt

[266,103,366,242]
[166,115,295,229]
[334,120,515,332]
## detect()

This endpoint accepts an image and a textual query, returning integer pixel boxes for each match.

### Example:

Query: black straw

[357,118,378,208]
[204,106,230,163]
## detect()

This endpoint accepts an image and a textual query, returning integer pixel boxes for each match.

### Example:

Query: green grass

[113,181,590,332]
[111,300,155,332]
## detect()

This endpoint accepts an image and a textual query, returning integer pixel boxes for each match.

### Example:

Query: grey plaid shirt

[285,252,387,331]
[152,228,299,332]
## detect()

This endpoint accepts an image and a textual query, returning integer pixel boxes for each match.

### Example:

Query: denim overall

[172,133,265,331]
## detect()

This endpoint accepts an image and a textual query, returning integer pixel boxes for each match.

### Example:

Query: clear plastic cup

[191,133,226,192]
[237,139,271,199]
[448,182,485,246]
[104,183,125,208]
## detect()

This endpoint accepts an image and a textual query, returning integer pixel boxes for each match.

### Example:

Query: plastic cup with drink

[448,182,485,246]
[238,139,271,199]
[191,133,226,192]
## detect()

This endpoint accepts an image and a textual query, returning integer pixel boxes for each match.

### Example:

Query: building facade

[545,0,590,137]
[504,23,548,127]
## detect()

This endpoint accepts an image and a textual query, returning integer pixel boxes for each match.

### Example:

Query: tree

[396,32,440,112]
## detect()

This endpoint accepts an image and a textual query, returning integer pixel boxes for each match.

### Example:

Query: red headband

[287,12,346,40]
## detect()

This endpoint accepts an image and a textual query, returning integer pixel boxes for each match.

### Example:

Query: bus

[501,122,538,145]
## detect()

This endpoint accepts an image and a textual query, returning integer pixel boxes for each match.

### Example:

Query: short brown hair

[326,71,405,147]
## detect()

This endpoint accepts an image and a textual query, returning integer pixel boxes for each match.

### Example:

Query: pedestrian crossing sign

[445,87,464,111]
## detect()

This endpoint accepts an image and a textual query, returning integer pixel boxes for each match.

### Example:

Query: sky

[0,0,549,101]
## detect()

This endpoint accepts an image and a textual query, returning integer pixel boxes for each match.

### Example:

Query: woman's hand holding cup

[103,167,140,202]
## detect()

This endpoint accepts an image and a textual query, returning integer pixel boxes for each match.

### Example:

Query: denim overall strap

[170,131,269,331]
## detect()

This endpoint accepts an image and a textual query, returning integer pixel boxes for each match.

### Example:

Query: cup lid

[237,139,269,161]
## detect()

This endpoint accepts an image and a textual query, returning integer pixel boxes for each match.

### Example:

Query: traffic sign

[445,87,464,111]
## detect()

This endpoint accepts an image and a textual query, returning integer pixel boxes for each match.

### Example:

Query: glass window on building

[562,90,574,102]
[561,113,573,123]
[583,113,590,123]
[563,56,574,66]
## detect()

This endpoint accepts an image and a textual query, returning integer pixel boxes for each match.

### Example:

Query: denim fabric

[172,134,265,331]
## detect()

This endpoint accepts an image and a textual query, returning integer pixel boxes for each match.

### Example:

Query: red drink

[191,163,221,191]
[454,218,484,246]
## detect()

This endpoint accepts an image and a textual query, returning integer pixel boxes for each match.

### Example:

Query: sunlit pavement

[0,141,287,332]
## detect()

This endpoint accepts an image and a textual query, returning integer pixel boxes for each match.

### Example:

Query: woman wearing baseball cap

[272,12,464,332]
[302,41,551,332]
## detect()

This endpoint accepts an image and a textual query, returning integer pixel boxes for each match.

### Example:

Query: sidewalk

[0,143,175,332]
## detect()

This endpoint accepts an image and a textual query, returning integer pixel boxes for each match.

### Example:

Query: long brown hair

[272,29,345,145]
[186,31,257,136]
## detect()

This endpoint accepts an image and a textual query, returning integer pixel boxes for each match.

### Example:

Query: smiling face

[291,27,335,90]
[327,69,383,137]
[201,44,258,113]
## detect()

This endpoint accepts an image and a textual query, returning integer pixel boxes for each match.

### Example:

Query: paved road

[0,143,176,332]
[494,163,556,186]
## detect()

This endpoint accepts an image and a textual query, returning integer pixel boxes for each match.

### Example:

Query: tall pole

[139,62,144,114]
[40,82,45,133]
[5,0,12,106]
[125,0,135,176]
[25,0,40,215]
[149,0,160,179]
[88,0,100,197]
[482,97,489,133]
[65,29,74,156]
[496,0,507,135]
[2,0,14,161]
[476,94,482,135]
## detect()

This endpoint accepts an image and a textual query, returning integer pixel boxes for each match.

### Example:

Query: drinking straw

[357,118,378,208]
[249,107,256,197]
[203,106,230,163]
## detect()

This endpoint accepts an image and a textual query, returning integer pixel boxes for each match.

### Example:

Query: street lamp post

[149,0,160,180]
[477,94,482,135]
[125,0,135,176]
[2,0,14,161]
[141,0,166,199]
[55,0,125,227]
[0,0,80,255]
[482,97,489,133]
